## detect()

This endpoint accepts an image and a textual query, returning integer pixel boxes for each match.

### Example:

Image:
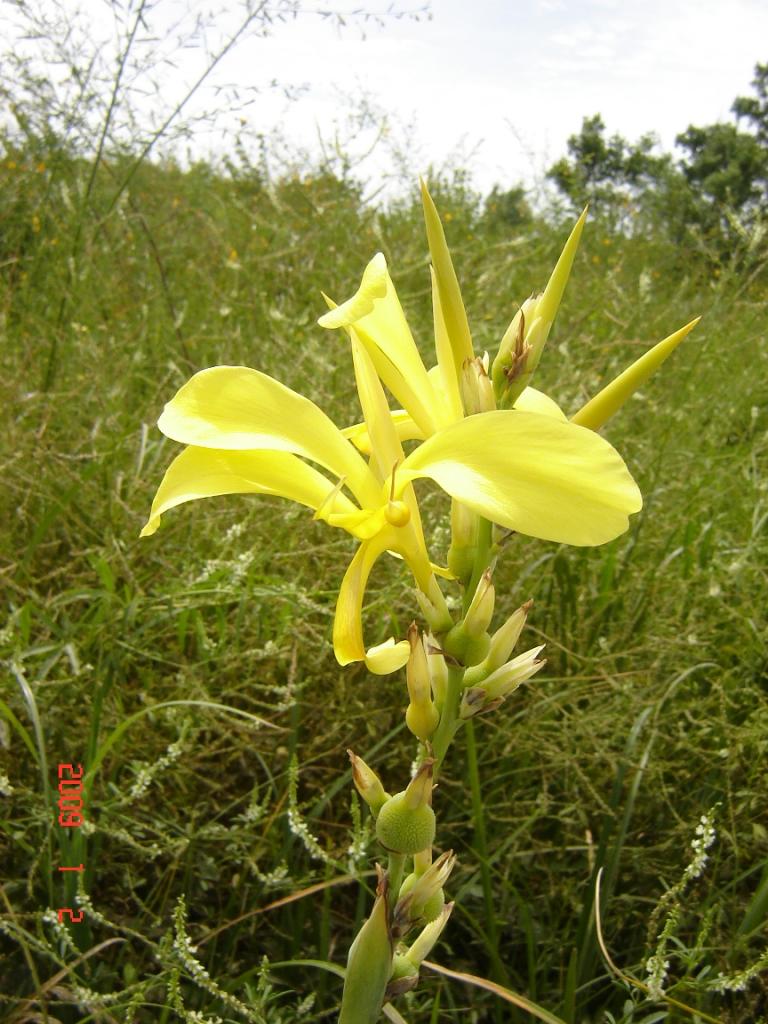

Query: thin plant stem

[43,0,149,391]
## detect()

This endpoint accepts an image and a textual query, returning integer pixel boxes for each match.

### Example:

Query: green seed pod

[376,792,436,855]
[399,872,445,923]
[390,952,419,982]
[443,623,491,666]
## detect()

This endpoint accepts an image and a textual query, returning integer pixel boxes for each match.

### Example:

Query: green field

[2,136,767,1024]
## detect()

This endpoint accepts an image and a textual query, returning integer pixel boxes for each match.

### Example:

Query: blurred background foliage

[1,3,767,1022]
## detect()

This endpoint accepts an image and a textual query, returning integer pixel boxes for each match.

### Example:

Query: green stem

[431,665,464,778]
[387,852,406,899]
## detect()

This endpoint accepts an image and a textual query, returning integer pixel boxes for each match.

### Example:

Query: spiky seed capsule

[376,791,436,854]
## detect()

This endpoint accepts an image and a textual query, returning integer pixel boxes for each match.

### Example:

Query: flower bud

[341,865,394,1021]
[447,500,478,584]
[404,903,454,968]
[460,644,545,718]
[385,954,419,999]
[492,208,587,408]
[376,761,435,855]
[424,634,448,708]
[463,571,495,638]
[348,750,390,816]
[463,599,532,687]
[405,624,440,742]
[415,578,453,635]
[460,355,496,415]
[395,850,456,931]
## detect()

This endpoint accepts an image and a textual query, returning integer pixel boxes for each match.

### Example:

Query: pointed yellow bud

[447,500,479,584]
[414,579,453,635]
[464,570,495,638]
[420,177,474,380]
[571,318,700,431]
[405,624,440,741]
[460,355,496,416]
[534,207,589,351]
[463,599,533,686]
[403,759,434,811]
[460,644,546,718]
[425,633,448,708]
[348,750,390,815]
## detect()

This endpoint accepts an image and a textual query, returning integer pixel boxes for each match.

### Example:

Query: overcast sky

[9,0,768,198]
[236,0,768,196]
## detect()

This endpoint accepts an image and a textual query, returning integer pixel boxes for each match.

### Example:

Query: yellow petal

[571,318,700,430]
[514,386,567,421]
[533,206,588,348]
[342,409,423,455]
[365,638,411,674]
[350,334,404,481]
[333,532,392,666]
[430,266,464,423]
[420,178,474,378]
[140,446,356,537]
[157,365,378,508]
[319,254,440,435]
[400,410,642,547]
[327,506,388,540]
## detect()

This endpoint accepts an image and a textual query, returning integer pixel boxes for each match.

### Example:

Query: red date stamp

[56,762,85,924]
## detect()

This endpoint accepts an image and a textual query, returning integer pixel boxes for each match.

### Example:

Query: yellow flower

[143,184,669,675]
[141,341,448,674]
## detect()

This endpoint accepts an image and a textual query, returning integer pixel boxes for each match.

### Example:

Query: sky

[7,0,768,199]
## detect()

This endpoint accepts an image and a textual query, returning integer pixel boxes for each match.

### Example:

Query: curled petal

[333,532,396,669]
[141,446,356,537]
[156,365,377,508]
[366,638,411,674]
[400,410,642,547]
[319,254,442,436]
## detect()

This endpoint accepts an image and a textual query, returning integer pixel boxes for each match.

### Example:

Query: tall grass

[2,76,767,1024]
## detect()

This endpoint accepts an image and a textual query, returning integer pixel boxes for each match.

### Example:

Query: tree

[546,114,670,219]
[676,121,768,214]
[732,62,768,147]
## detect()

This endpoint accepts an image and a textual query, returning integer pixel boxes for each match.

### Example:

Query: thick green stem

[387,852,406,899]
[463,517,493,615]
[431,664,464,778]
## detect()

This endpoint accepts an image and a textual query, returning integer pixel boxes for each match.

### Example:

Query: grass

[1,138,767,1024]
